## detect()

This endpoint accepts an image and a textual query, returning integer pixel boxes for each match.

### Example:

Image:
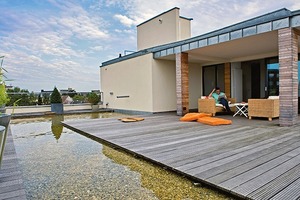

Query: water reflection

[51,115,64,141]
[102,146,233,200]
[90,113,100,119]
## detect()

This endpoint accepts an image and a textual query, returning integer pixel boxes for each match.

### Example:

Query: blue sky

[1,0,300,92]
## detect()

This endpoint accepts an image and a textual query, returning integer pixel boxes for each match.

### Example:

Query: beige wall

[137,8,191,51]
[101,55,201,113]
[152,60,202,112]
[137,8,178,50]
[152,59,176,112]
[101,54,153,112]
[179,17,191,40]
[189,63,202,109]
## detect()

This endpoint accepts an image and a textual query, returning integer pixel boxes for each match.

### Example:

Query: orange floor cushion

[197,116,232,126]
[180,113,212,122]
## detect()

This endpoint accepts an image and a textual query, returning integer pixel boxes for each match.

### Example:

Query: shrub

[87,92,99,105]
[73,94,86,103]
[0,84,9,106]
[50,87,62,104]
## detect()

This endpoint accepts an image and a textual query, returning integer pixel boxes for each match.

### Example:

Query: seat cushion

[216,103,235,108]
[180,113,212,122]
[197,117,232,126]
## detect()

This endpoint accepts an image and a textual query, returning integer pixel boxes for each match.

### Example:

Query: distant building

[62,95,73,104]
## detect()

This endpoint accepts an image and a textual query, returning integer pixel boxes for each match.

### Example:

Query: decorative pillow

[180,113,212,122]
[197,117,232,126]
[216,103,224,107]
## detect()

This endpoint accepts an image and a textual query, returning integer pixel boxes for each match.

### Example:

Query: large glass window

[267,63,279,96]
[202,64,224,95]
[266,57,300,98]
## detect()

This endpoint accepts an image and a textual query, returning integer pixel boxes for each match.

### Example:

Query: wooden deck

[63,114,300,200]
[0,128,26,200]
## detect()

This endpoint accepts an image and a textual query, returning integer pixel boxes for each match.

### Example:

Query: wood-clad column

[176,53,189,116]
[224,63,231,98]
[278,28,299,126]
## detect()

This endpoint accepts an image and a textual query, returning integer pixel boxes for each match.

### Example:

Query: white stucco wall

[152,60,201,112]
[179,17,191,40]
[101,55,202,113]
[152,59,176,112]
[100,54,153,112]
[137,8,179,50]
[137,8,191,51]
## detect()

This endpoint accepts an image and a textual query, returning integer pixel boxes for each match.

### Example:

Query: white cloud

[114,14,136,27]
[108,0,300,35]
[1,0,300,92]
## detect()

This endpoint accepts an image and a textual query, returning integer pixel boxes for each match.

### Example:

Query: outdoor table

[233,103,248,118]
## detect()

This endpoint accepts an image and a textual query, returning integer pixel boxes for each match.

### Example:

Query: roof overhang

[154,9,300,63]
[101,8,300,67]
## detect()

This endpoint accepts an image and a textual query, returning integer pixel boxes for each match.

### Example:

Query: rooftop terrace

[63,113,300,200]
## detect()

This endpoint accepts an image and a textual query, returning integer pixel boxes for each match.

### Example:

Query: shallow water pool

[11,113,233,200]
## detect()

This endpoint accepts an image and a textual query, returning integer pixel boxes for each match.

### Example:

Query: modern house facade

[100,7,300,126]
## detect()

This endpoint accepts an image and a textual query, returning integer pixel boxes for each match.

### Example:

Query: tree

[38,94,43,105]
[73,94,86,103]
[50,87,62,104]
[43,93,50,105]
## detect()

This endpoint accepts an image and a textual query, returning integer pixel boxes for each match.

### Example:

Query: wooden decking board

[0,183,24,195]
[62,114,300,200]
[199,134,300,180]
[0,171,22,179]
[183,135,300,177]
[248,164,300,200]
[189,131,300,173]
[219,144,300,190]
[232,154,300,196]
[0,189,26,200]
[270,177,300,200]
[207,138,300,185]
[163,128,280,168]
[4,196,27,200]
[162,128,285,169]
[135,126,254,154]
[116,124,207,147]
[0,129,26,200]
[142,126,255,156]
[115,124,220,146]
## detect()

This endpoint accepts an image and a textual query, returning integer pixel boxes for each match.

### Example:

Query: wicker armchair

[198,98,236,116]
[248,99,279,121]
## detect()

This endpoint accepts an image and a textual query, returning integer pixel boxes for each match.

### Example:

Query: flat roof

[101,8,300,67]
[136,7,192,27]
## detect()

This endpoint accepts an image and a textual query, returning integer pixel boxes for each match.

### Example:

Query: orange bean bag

[197,116,232,126]
[180,113,212,122]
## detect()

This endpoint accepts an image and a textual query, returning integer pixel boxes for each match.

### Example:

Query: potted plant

[87,92,100,112]
[50,87,63,114]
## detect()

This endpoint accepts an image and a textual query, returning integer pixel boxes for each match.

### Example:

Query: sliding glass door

[266,57,300,113]
[267,63,279,96]
[202,64,224,96]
